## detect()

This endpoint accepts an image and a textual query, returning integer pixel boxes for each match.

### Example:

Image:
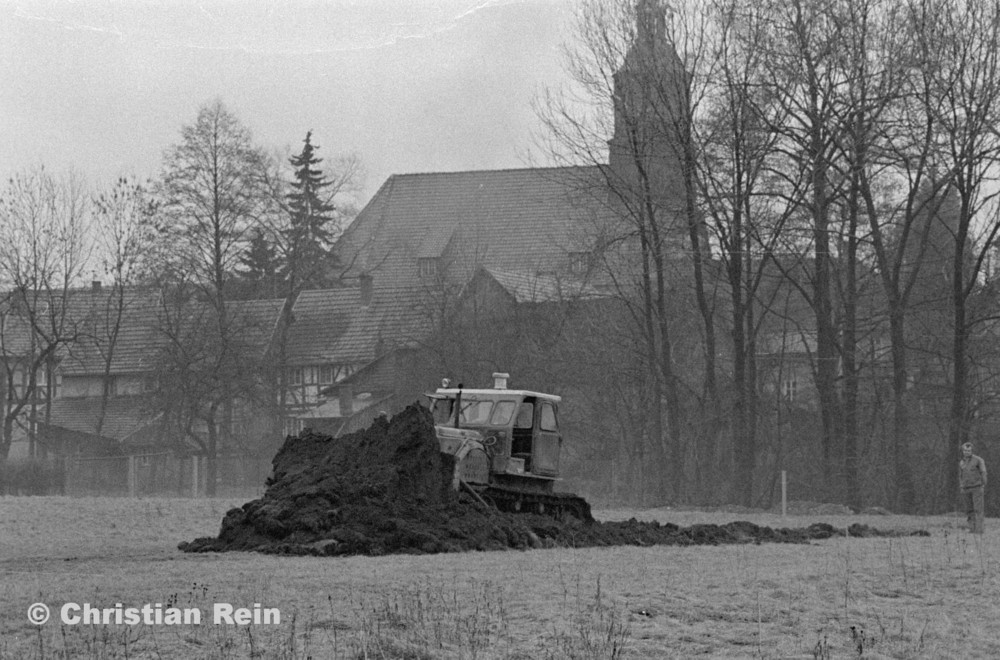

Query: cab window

[459,400,493,425]
[490,400,516,426]
[432,399,454,424]
[539,402,558,432]
[515,402,534,429]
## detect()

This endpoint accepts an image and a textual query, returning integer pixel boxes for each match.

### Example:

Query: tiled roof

[284,288,359,364]
[39,395,161,442]
[0,311,35,357]
[285,286,434,365]
[0,288,140,361]
[60,291,164,376]
[229,298,286,355]
[332,286,434,363]
[479,268,609,303]
[59,291,284,376]
[335,166,609,286]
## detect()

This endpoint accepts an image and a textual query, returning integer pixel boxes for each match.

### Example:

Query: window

[318,365,335,385]
[515,402,534,429]
[539,402,558,432]
[35,368,60,399]
[490,401,517,426]
[287,368,303,386]
[283,417,303,437]
[781,377,797,402]
[568,251,593,276]
[433,399,454,425]
[418,257,439,279]
[459,400,493,425]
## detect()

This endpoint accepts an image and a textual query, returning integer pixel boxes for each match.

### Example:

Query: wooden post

[781,470,787,518]
[127,455,137,498]
[191,456,200,498]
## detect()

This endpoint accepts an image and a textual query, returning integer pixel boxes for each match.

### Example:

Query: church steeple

[608,0,688,213]
[637,0,667,50]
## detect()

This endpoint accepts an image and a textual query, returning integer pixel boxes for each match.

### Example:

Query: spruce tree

[239,227,282,298]
[284,131,336,292]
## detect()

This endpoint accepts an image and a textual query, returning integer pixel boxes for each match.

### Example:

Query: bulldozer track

[480,486,594,522]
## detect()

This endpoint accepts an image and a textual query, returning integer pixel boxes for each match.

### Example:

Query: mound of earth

[179,405,927,556]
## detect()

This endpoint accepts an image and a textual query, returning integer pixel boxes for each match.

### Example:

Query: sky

[0,0,577,203]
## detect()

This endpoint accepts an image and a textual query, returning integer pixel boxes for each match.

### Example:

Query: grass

[0,497,997,658]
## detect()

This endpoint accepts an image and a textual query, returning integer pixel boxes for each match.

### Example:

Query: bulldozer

[426,372,593,522]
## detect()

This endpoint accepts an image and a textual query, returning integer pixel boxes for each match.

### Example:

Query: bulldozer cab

[510,396,561,477]
[427,374,562,479]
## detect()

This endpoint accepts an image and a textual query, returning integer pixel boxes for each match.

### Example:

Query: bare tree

[836,0,943,512]
[696,0,793,506]
[536,0,712,503]
[0,167,91,471]
[906,0,1000,507]
[826,0,910,510]
[156,99,270,494]
[754,0,852,498]
[87,177,159,439]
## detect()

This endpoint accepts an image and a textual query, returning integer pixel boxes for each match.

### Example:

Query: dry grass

[0,496,997,658]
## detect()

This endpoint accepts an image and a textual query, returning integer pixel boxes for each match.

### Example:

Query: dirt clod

[179,405,927,556]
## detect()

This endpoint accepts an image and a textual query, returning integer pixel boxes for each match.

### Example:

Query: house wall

[3,364,60,399]
[758,356,817,408]
[284,363,360,405]
[347,349,433,401]
[61,374,149,398]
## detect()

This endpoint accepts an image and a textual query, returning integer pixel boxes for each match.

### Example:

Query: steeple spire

[607,0,688,215]
[636,0,667,49]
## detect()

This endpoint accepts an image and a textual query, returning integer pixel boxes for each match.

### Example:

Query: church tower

[608,0,689,214]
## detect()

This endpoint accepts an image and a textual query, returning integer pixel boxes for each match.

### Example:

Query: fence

[1,454,271,497]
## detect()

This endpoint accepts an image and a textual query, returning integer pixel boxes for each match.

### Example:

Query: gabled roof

[59,291,164,376]
[39,395,161,443]
[0,287,143,361]
[59,291,285,376]
[0,300,35,358]
[331,286,434,363]
[335,166,609,286]
[284,286,434,366]
[284,288,359,364]
[229,298,286,355]
[476,268,609,304]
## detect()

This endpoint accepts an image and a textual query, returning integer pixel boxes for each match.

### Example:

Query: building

[1,0,694,498]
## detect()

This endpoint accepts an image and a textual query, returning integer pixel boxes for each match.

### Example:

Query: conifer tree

[283,131,336,292]
[239,227,282,298]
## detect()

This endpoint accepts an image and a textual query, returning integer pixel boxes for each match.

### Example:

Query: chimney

[359,273,373,307]
[91,280,102,292]
[492,372,509,389]
[338,384,353,417]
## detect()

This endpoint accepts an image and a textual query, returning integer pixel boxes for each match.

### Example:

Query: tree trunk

[889,312,915,512]
[946,247,968,510]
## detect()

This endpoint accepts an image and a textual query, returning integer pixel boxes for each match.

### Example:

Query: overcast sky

[1,0,576,202]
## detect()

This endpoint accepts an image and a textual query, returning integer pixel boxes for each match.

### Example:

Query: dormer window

[418,258,439,279]
[568,251,594,276]
[781,376,797,402]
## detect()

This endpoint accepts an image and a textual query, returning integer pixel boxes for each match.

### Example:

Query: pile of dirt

[179,405,927,556]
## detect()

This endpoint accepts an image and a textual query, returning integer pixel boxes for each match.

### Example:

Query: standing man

[960,442,987,534]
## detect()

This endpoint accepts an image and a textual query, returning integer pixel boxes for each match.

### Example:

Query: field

[0,497,997,659]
